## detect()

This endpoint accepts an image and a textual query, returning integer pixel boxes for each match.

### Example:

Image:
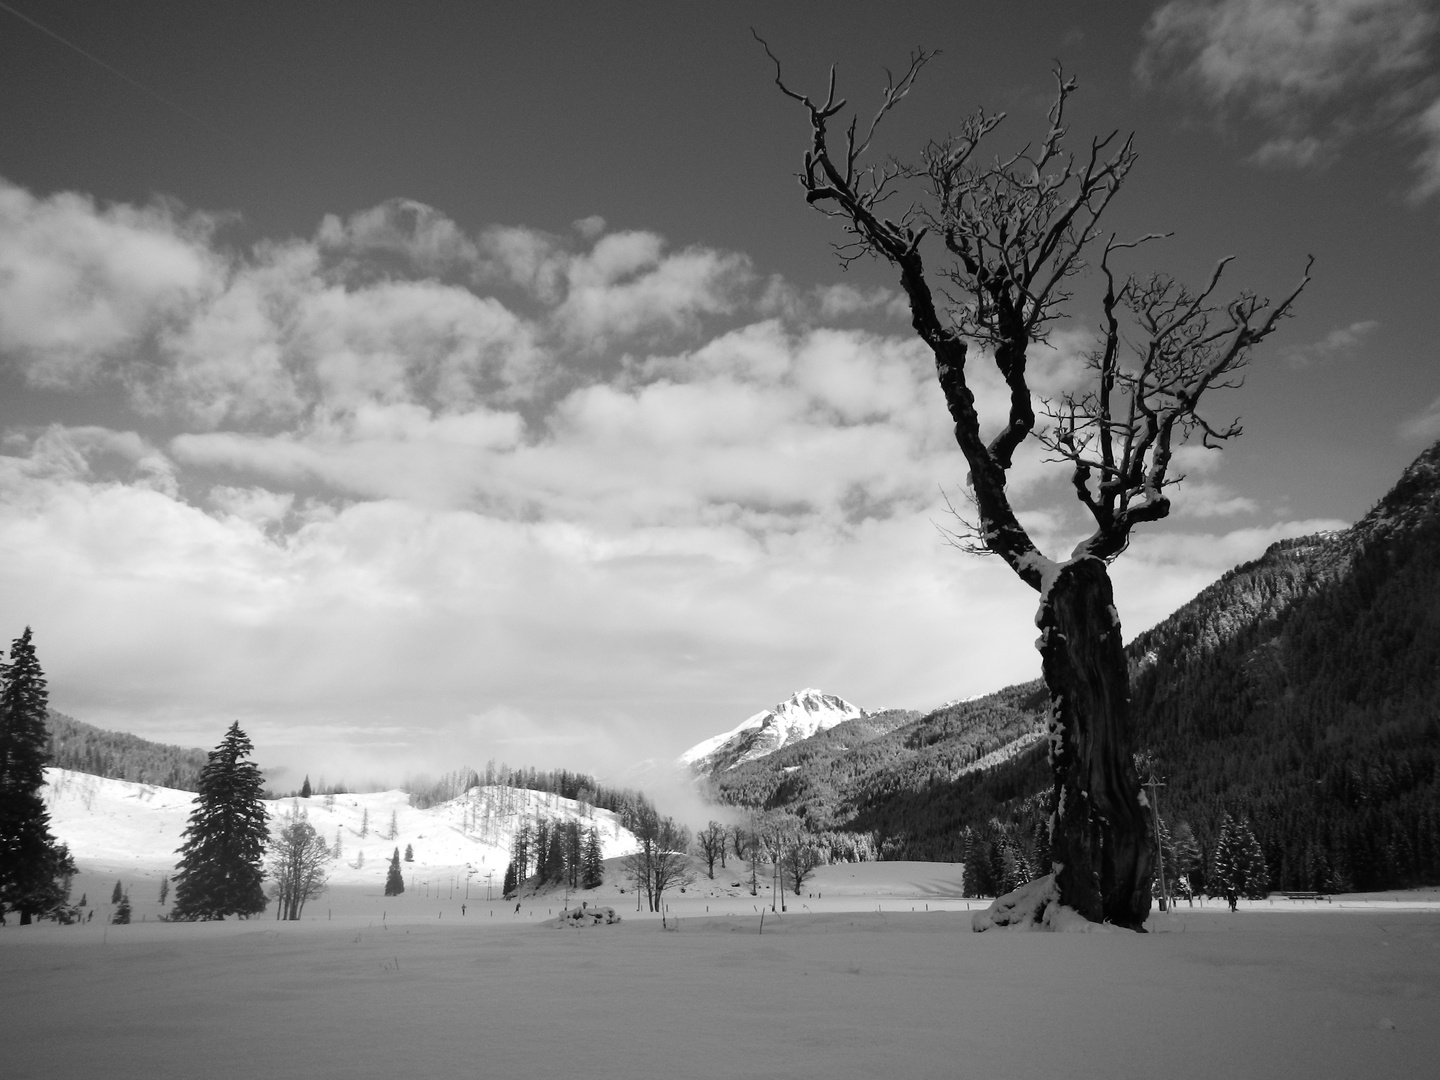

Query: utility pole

[1144,775,1171,913]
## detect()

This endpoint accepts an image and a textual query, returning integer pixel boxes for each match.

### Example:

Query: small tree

[158,876,169,905]
[111,892,131,925]
[171,722,269,921]
[300,775,312,799]
[360,807,369,838]
[403,842,414,862]
[762,44,1310,928]
[111,881,123,905]
[267,809,331,920]
[386,809,398,841]
[332,829,343,860]
[784,834,823,896]
[695,821,726,879]
[384,848,405,897]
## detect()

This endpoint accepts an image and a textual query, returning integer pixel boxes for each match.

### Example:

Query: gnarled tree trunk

[1039,557,1154,929]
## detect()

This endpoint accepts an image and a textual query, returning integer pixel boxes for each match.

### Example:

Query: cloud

[1398,393,1440,441]
[0,180,224,387]
[1138,0,1439,184]
[1411,93,1440,200]
[1280,318,1380,368]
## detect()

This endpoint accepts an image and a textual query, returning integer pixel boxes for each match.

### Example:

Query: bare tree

[268,810,332,921]
[761,41,1309,929]
[695,821,726,879]
[783,834,823,896]
[622,809,696,913]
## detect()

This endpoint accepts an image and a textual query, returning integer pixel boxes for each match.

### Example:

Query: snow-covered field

[5,858,1439,1080]
[9,770,1439,1078]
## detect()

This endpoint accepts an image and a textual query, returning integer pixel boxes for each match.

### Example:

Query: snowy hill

[680,688,865,774]
[41,767,639,886]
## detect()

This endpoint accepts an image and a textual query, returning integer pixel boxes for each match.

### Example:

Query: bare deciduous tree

[695,820,727,879]
[268,810,332,921]
[761,40,1309,929]
[622,808,696,913]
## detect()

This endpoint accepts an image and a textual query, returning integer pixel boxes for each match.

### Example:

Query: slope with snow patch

[41,767,639,885]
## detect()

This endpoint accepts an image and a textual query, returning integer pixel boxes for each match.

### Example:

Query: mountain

[712,439,1440,894]
[41,767,640,884]
[680,688,870,773]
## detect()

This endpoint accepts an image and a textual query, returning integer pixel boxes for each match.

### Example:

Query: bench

[1280,891,1329,902]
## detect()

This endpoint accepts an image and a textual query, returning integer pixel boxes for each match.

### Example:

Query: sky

[1,0,1437,791]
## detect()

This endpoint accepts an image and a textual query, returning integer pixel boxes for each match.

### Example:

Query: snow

[679,688,865,770]
[4,863,1438,1080]
[39,767,640,890]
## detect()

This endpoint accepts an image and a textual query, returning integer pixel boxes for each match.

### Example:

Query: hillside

[41,767,640,889]
[717,440,1440,893]
[45,711,208,791]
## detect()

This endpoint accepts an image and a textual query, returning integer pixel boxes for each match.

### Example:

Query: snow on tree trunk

[1039,557,1154,930]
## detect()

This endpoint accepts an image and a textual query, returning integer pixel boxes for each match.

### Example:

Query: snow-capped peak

[680,689,865,773]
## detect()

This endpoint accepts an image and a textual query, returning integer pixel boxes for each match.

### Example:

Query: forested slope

[715,440,1440,894]
[44,711,208,791]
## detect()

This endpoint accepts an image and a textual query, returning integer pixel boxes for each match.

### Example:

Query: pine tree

[158,876,169,904]
[111,881,123,904]
[360,807,369,838]
[384,848,405,896]
[387,809,398,841]
[582,827,604,889]
[300,775,312,799]
[333,829,343,859]
[112,892,131,925]
[502,860,517,898]
[404,843,413,862]
[0,627,77,924]
[170,723,269,920]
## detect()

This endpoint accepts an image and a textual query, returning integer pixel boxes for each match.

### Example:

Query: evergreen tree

[0,627,77,924]
[502,859,517,898]
[170,723,269,920]
[300,775,312,799]
[111,881,123,904]
[582,827,604,889]
[1210,813,1270,901]
[384,848,405,896]
[387,809,398,841]
[112,892,131,925]
[546,823,565,885]
[158,876,169,905]
[333,828,343,860]
[360,807,369,838]
[404,842,414,862]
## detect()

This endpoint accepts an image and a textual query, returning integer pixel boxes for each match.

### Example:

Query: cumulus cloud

[1138,0,1439,185]
[0,175,1330,786]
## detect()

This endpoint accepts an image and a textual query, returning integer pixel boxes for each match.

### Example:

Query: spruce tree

[582,827,604,889]
[300,775,312,799]
[112,892,131,925]
[502,859,517,898]
[0,627,77,924]
[384,848,405,896]
[170,722,269,920]
[111,881,123,904]
[404,842,414,862]
[158,876,169,904]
